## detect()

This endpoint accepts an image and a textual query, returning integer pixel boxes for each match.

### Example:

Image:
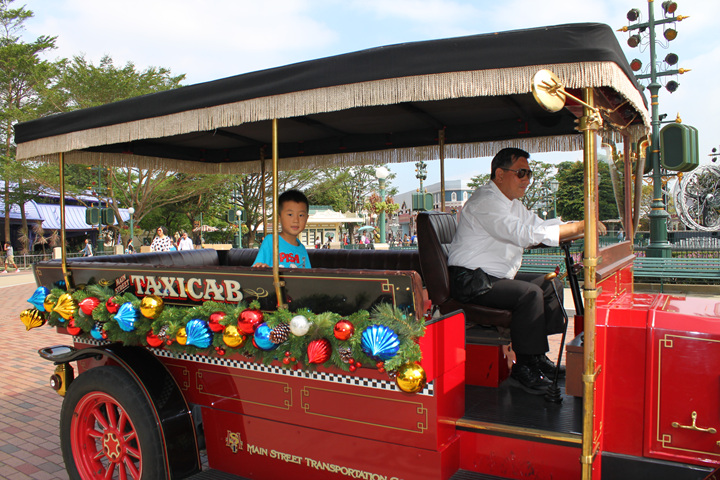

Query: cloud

[25,0,338,82]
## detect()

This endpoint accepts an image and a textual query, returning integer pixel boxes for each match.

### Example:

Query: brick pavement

[0,273,69,480]
[0,272,574,480]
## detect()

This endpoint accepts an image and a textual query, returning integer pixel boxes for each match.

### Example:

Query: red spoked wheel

[60,366,166,480]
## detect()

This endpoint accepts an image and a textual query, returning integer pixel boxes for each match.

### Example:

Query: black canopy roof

[15,22,648,174]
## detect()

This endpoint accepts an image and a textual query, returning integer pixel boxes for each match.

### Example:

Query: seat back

[417,211,456,306]
[417,211,513,329]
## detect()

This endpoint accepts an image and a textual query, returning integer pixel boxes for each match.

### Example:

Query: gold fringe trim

[17,61,649,173]
[27,134,582,174]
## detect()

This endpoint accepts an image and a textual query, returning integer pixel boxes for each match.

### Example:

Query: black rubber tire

[60,365,167,480]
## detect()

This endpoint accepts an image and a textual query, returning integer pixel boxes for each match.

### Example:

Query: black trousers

[451,269,564,355]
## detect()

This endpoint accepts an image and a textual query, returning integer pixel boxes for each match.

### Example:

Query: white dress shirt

[448,181,561,279]
[178,237,194,250]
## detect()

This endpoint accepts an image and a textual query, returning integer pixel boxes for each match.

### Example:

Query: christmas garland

[21,284,427,386]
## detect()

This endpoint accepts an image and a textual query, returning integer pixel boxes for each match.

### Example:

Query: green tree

[305,165,397,243]
[30,54,228,249]
[556,160,617,221]
[0,0,60,247]
[466,173,489,190]
[46,54,185,110]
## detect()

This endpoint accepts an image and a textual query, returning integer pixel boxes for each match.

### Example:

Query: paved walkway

[0,272,69,479]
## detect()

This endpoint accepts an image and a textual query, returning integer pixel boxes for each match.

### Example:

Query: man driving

[448,147,605,394]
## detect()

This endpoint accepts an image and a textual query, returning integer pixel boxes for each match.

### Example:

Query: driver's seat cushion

[417,211,512,329]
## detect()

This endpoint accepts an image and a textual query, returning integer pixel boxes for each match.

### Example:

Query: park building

[393,179,474,239]
[0,181,131,254]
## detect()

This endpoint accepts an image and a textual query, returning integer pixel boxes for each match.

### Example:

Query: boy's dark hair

[279,189,309,210]
[490,147,530,179]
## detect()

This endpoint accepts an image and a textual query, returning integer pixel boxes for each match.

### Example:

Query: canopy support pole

[439,129,446,213]
[261,147,267,238]
[579,88,600,480]
[622,138,633,241]
[58,153,72,291]
[271,119,286,308]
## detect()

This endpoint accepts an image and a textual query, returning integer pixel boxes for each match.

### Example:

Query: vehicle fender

[71,344,201,479]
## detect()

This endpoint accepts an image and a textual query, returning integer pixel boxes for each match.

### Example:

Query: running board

[185,470,249,480]
[456,417,581,447]
[449,470,516,479]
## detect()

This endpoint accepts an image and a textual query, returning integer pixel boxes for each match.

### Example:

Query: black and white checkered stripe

[74,336,434,396]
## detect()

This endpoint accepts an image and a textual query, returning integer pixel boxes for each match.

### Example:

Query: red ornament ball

[208,311,227,333]
[105,297,120,314]
[307,338,332,364]
[355,362,362,369]
[283,357,290,365]
[215,347,226,356]
[238,308,263,335]
[333,319,355,341]
[79,297,100,316]
[66,319,82,336]
[146,331,164,348]
[349,365,357,372]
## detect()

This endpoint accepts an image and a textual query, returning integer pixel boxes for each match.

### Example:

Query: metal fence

[5,248,121,271]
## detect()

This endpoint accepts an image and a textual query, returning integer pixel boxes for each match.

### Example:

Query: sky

[18,0,720,194]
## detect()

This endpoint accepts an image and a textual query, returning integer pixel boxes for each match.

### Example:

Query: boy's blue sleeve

[253,236,272,266]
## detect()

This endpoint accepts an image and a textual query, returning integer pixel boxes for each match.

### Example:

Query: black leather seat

[417,211,512,328]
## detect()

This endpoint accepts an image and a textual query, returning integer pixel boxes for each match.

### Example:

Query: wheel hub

[102,431,122,462]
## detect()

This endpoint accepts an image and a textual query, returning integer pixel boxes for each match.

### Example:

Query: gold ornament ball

[223,325,247,348]
[20,308,46,331]
[395,362,427,394]
[53,293,77,320]
[140,295,164,319]
[176,327,188,345]
[43,294,57,313]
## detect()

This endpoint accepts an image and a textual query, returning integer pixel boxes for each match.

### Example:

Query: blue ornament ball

[185,319,212,349]
[90,323,104,340]
[361,324,400,361]
[253,322,278,351]
[115,302,138,332]
[28,287,50,311]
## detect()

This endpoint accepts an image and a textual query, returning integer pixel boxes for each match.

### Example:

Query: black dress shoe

[508,362,552,395]
[536,354,565,379]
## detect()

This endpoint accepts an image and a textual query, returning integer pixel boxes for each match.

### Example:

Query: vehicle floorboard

[459,379,583,446]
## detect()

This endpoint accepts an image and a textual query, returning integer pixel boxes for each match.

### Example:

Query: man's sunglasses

[501,167,533,179]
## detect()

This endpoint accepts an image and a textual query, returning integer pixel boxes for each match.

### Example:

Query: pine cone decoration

[158,325,170,342]
[338,347,353,363]
[269,323,290,344]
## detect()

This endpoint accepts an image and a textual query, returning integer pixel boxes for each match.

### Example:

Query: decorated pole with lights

[620,1,690,257]
[375,166,389,246]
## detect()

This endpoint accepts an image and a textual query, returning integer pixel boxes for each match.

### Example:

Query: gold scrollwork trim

[243,288,269,299]
[656,335,720,458]
[163,361,191,390]
[196,369,292,410]
[300,386,427,434]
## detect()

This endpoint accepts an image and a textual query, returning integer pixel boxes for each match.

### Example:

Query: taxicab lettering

[131,275,243,303]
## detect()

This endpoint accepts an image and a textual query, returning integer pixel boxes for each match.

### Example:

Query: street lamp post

[549,179,559,218]
[235,210,242,248]
[621,2,688,257]
[127,207,135,251]
[375,166,389,247]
